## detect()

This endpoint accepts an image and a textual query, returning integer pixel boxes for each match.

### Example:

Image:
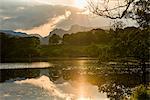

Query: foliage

[63,29,110,45]
[40,45,88,57]
[1,26,149,62]
[130,84,150,100]
[99,83,132,100]
[127,0,150,28]
[110,27,150,61]
[49,34,61,45]
[1,33,40,62]
[88,0,150,28]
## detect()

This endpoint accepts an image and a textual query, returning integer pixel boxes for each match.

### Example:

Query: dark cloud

[0,0,119,34]
[0,1,82,30]
[0,0,136,33]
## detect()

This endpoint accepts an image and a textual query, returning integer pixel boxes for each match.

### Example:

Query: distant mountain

[29,34,43,39]
[42,25,93,45]
[29,34,47,45]
[41,29,68,45]
[48,25,93,37]
[68,25,93,34]
[0,30,47,45]
[0,25,94,45]
[0,30,29,37]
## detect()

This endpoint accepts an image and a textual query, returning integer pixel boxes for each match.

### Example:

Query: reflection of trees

[130,85,150,100]
[48,66,143,83]
[47,63,149,99]
[99,83,132,100]
[48,65,144,85]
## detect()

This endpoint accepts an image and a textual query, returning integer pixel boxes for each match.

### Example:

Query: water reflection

[0,75,109,100]
[0,62,51,69]
[0,59,149,100]
[47,59,149,100]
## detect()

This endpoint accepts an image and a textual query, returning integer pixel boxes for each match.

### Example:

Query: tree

[63,34,71,45]
[88,0,150,28]
[110,26,150,84]
[88,0,150,59]
[88,0,150,84]
[1,33,40,62]
[49,34,61,45]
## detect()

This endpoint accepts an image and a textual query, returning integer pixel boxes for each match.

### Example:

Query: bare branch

[88,0,135,19]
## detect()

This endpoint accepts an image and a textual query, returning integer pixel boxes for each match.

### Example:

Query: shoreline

[1,57,100,63]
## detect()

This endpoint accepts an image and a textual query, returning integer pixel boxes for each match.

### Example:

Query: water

[0,62,51,69]
[0,76,108,100]
[0,59,147,100]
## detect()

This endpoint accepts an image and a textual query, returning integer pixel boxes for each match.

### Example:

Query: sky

[0,0,136,36]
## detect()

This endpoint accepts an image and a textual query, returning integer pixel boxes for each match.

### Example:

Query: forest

[1,26,149,63]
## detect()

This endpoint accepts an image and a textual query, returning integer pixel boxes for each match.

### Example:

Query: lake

[0,59,149,100]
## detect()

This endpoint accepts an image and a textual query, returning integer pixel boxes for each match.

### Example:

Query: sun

[75,0,87,9]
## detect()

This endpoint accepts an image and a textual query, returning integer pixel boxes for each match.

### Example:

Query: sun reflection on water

[77,60,87,68]
[77,96,93,100]
[74,60,109,100]
[76,60,93,100]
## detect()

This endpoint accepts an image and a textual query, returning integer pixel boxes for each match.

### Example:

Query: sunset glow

[0,0,146,100]
[77,96,92,100]
[75,0,87,9]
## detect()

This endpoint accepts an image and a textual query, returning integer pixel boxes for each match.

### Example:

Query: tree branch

[88,0,135,19]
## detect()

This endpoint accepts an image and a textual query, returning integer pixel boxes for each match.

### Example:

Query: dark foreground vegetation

[0,26,150,100]
[1,26,149,63]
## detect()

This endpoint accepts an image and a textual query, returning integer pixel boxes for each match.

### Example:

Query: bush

[130,84,150,100]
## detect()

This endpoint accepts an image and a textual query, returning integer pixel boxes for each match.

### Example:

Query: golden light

[77,60,86,68]
[75,0,87,9]
[77,96,92,100]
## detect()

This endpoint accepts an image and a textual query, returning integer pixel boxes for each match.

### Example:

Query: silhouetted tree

[1,33,40,62]
[88,0,150,28]
[89,0,150,84]
[49,34,61,45]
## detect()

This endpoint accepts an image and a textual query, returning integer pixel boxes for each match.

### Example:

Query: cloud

[35,0,75,6]
[0,3,79,29]
[16,10,71,36]
[0,0,114,36]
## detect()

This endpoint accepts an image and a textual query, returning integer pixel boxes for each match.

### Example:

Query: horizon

[0,0,137,36]
[0,24,112,37]
[1,0,149,100]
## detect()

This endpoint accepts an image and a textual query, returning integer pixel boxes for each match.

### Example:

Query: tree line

[48,26,149,61]
[0,33,40,62]
[1,25,149,63]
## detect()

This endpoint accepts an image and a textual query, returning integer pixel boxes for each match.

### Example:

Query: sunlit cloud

[16,7,25,11]
[16,11,71,36]
[0,0,135,36]
[2,16,12,20]
[77,10,90,15]
[31,0,75,6]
